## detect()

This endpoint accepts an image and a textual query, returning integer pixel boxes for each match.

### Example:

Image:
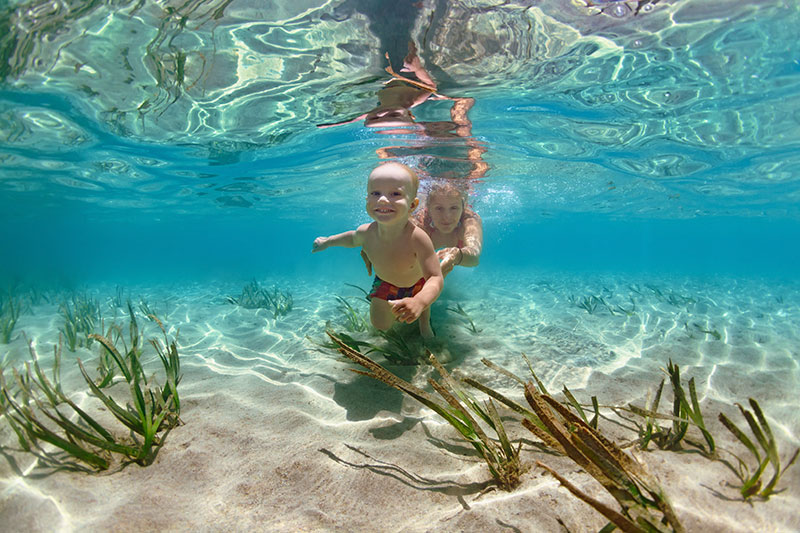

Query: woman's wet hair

[427,181,467,206]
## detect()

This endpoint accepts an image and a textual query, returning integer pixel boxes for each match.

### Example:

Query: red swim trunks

[369,276,426,301]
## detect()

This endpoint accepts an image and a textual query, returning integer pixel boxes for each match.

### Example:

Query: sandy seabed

[1,269,799,532]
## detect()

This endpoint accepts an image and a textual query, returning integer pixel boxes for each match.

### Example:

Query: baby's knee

[370,300,395,331]
[371,317,393,331]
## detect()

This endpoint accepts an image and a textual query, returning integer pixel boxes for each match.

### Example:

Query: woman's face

[428,192,464,234]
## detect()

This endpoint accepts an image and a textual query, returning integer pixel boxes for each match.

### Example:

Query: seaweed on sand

[645,285,695,308]
[92,300,144,389]
[458,356,683,532]
[228,280,293,319]
[0,337,117,470]
[685,322,722,341]
[446,302,481,334]
[335,296,370,333]
[373,327,425,365]
[314,320,422,365]
[0,314,182,471]
[326,330,524,490]
[85,313,183,463]
[0,295,21,344]
[664,360,715,456]
[324,334,683,528]
[620,362,799,502]
[569,293,636,317]
[59,292,101,351]
[138,298,156,318]
[523,383,685,533]
[570,295,599,314]
[625,379,671,451]
[621,361,715,456]
[718,398,799,500]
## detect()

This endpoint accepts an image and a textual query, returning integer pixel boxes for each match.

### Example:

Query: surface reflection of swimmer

[317,40,488,178]
[317,41,442,130]
[375,43,488,183]
[317,42,482,157]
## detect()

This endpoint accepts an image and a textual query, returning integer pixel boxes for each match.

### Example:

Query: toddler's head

[367,162,419,202]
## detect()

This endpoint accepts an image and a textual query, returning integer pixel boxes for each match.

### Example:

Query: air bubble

[611,4,629,18]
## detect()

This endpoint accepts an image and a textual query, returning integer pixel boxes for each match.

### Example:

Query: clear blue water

[1,0,799,285]
[2,2,800,530]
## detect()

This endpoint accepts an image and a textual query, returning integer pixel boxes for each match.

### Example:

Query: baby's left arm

[390,229,443,322]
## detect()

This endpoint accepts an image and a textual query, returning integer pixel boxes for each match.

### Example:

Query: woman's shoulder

[410,223,436,248]
[462,208,482,224]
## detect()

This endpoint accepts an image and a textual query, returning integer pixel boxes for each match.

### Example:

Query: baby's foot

[423,336,453,363]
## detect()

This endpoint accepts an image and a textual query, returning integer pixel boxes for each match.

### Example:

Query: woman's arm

[458,214,483,267]
[437,213,482,274]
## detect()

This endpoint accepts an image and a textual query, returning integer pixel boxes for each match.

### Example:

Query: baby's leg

[418,307,434,338]
[370,298,396,331]
[420,308,451,361]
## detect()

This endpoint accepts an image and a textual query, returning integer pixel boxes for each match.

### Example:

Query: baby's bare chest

[363,234,419,273]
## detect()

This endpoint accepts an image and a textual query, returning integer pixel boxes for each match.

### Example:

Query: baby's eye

[391,191,402,196]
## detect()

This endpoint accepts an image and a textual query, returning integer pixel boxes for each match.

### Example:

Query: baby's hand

[390,297,425,324]
[312,236,328,253]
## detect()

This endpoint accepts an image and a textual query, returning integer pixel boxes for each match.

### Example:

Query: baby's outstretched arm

[312,227,365,253]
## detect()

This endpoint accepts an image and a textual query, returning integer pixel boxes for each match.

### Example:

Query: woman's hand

[360,249,373,276]
[436,247,461,276]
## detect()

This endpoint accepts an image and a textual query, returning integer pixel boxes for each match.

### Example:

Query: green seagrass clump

[568,292,635,316]
[326,330,524,490]
[59,292,101,351]
[446,303,481,334]
[524,382,684,533]
[621,360,716,455]
[0,313,182,471]
[473,356,683,533]
[718,398,799,500]
[319,294,425,365]
[1,295,22,344]
[622,360,797,501]
[335,295,370,333]
[228,280,293,319]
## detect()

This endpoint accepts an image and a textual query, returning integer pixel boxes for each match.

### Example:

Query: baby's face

[366,165,417,225]
[428,192,463,234]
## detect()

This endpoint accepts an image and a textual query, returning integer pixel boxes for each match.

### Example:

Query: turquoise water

[1,0,799,284]
[2,1,800,531]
